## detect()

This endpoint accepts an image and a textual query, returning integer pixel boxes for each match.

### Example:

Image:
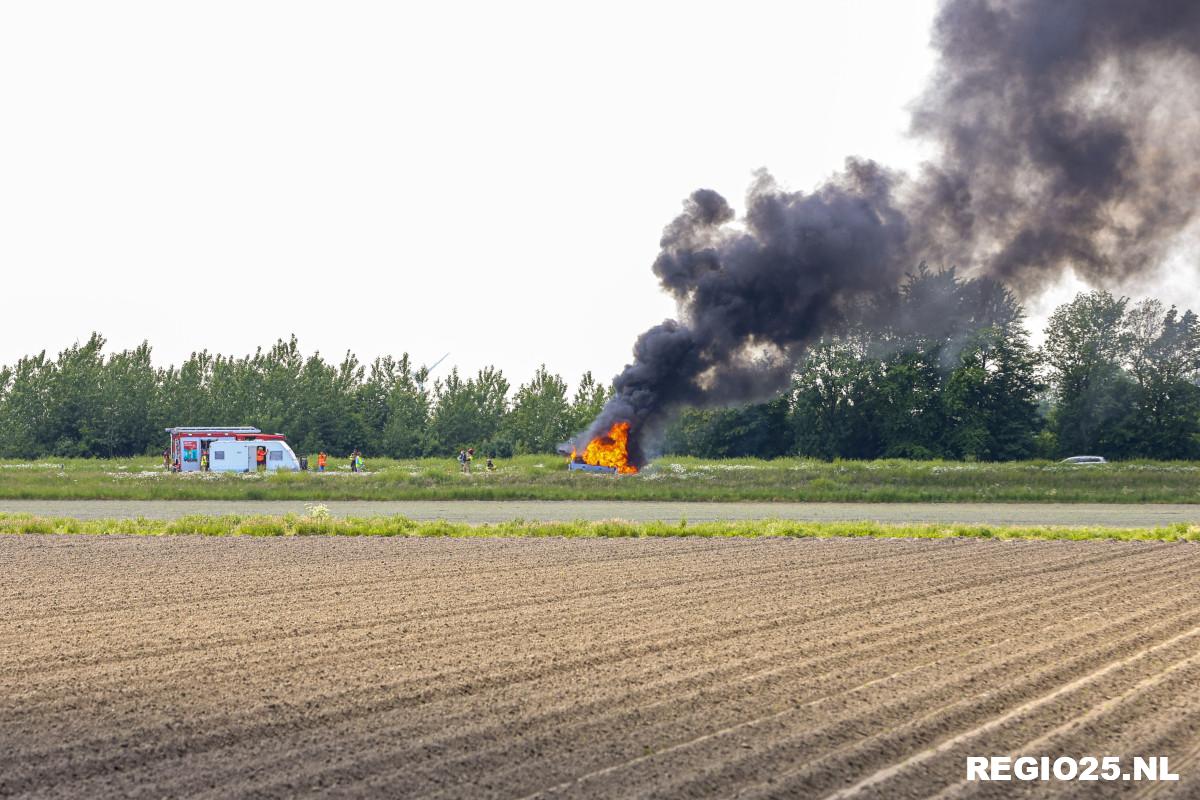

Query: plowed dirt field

[2,535,1199,798]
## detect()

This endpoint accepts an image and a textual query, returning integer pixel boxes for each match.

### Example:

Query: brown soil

[2,535,1198,799]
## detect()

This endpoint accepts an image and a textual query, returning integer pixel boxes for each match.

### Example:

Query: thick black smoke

[910,0,1200,291]
[580,0,1200,462]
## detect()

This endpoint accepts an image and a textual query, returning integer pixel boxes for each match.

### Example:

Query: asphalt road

[1,500,1197,527]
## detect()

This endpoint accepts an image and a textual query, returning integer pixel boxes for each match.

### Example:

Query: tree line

[669,271,1200,461]
[0,338,610,459]
[1,270,1197,460]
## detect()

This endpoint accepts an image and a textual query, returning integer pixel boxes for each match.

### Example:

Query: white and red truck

[165,427,302,473]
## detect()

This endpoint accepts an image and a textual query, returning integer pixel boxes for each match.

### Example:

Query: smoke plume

[581,0,1200,462]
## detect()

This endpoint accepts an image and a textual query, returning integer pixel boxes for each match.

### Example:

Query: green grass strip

[2,513,1199,541]
[3,455,1200,503]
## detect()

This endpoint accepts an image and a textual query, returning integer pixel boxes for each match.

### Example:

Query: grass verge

[2,455,1200,502]
[2,513,1199,541]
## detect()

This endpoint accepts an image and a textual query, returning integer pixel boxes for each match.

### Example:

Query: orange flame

[576,422,638,474]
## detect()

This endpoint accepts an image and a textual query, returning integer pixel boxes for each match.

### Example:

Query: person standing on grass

[457,450,467,473]
[317,451,327,472]
[465,447,474,474]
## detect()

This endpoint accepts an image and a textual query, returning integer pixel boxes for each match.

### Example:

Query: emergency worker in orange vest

[256,446,267,471]
[317,452,327,472]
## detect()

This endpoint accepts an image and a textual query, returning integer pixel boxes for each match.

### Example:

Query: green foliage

[0,273,1197,463]
[1,455,1199,502]
[664,398,792,458]
[786,269,1043,461]
[789,338,880,459]
[942,326,1043,460]
[426,367,512,456]
[567,371,611,433]
[1044,293,1200,459]
[0,339,594,459]
[379,356,431,458]
[3,511,1198,542]
[505,365,571,454]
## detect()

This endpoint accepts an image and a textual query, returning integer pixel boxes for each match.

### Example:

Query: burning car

[564,421,638,475]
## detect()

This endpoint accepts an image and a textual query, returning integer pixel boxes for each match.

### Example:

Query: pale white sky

[2,1,1191,389]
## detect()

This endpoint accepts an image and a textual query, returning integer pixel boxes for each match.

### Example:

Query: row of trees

[0,336,610,459]
[1,273,1197,460]
[667,275,1200,461]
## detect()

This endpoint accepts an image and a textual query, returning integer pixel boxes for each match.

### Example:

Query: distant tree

[942,327,1043,460]
[470,366,511,455]
[0,351,52,458]
[331,351,368,453]
[378,356,431,458]
[356,356,397,450]
[251,337,306,437]
[427,367,510,455]
[506,365,570,454]
[94,342,159,457]
[871,351,947,459]
[1042,291,1135,457]
[426,368,472,455]
[567,371,611,434]
[791,269,1040,461]
[664,399,792,459]
[43,333,106,456]
[0,365,11,449]
[887,266,1022,356]
[159,351,217,429]
[1122,301,1200,459]
[287,351,362,455]
[790,337,882,460]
